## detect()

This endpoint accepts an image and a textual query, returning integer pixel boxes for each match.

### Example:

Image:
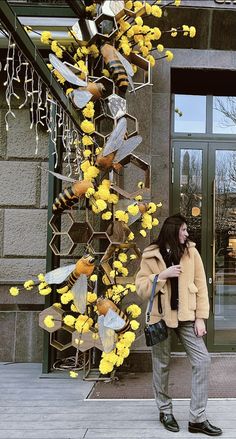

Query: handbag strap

[146,274,163,323]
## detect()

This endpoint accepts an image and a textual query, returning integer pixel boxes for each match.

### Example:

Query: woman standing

[135,214,222,436]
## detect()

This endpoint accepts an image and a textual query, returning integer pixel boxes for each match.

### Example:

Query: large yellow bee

[45,254,95,314]
[50,176,94,213]
[96,117,142,172]
[97,297,131,353]
[101,43,134,96]
[49,53,105,108]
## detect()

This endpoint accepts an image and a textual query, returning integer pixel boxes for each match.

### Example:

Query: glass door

[172,142,236,352]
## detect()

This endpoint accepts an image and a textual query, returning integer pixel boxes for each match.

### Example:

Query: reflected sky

[174,95,206,133]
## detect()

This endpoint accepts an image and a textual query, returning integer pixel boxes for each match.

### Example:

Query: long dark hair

[153,213,189,262]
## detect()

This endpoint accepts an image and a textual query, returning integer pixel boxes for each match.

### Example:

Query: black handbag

[144,274,168,346]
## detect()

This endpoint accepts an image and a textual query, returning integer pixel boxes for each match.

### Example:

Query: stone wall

[0,79,48,361]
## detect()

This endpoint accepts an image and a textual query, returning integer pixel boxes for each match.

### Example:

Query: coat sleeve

[135,256,167,302]
[194,249,210,319]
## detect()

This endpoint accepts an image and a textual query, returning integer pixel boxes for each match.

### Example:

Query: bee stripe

[52,188,79,213]
[67,271,78,288]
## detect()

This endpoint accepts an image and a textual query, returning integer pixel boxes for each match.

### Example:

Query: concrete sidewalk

[0,362,234,439]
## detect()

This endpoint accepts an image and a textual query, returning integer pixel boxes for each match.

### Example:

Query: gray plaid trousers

[151,321,211,422]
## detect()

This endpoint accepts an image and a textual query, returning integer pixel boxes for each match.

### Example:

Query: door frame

[171,141,236,352]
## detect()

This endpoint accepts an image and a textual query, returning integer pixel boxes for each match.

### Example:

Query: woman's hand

[194,318,207,337]
[158,265,182,280]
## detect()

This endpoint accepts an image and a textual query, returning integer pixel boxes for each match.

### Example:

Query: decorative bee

[97,297,131,334]
[48,173,94,213]
[49,53,105,109]
[100,43,134,96]
[45,254,96,314]
[96,116,142,172]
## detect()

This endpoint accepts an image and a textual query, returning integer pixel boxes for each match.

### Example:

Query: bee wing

[102,117,127,156]
[72,89,93,109]
[45,264,76,284]
[103,308,126,331]
[114,135,142,163]
[98,315,116,353]
[71,274,87,314]
[46,169,76,183]
[49,54,87,87]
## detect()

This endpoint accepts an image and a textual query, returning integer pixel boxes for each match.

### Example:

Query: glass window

[174,95,206,133]
[213,96,236,134]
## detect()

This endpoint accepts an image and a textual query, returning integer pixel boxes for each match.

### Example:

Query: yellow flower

[82,135,94,146]
[140,46,149,57]
[114,210,129,223]
[96,187,110,201]
[95,147,102,155]
[57,285,69,294]
[138,181,144,189]
[83,149,92,158]
[118,253,128,263]
[99,358,114,374]
[44,315,55,328]
[130,320,140,330]
[130,254,137,261]
[24,25,32,33]
[82,103,95,119]
[122,331,136,345]
[95,199,107,212]
[61,292,74,305]
[108,194,119,204]
[127,304,141,318]
[66,88,73,96]
[120,267,128,277]
[156,202,162,208]
[135,195,143,201]
[128,232,134,241]
[24,280,34,290]
[90,274,97,282]
[145,3,152,14]
[151,5,162,18]
[87,292,97,303]
[182,25,190,36]
[127,204,139,216]
[71,304,79,313]
[84,165,100,180]
[152,218,159,226]
[81,160,91,173]
[126,283,136,292]
[85,187,95,198]
[175,0,181,6]
[52,302,62,308]
[189,26,196,38]
[39,287,52,296]
[125,0,132,9]
[113,260,123,270]
[165,50,174,62]
[37,273,45,282]
[147,202,157,214]
[102,211,112,220]
[140,229,147,237]
[102,274,111,285]
[75,315,91,333]
[41,31,52,44]
[109,270,116,278]
[80,120,95,134]
[135,16,143,26]
[102,351,118,365]
[152,27,161,40]
[157,44,164,52]
[102,69,110,77]
[147,55,155,67]
[53,69,65,84]
[9,287,20,296]
[70,371,78,378]
[63,315,76,327]
[171,28,178,37]
[134,1,143,12]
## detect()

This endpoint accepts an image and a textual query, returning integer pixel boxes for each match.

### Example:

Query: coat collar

[142,241,196,260]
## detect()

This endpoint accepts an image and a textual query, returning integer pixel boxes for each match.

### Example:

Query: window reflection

[213,97,236,134]
[215,150,236,344]
[179,149,202,251]
[174,95,206,133]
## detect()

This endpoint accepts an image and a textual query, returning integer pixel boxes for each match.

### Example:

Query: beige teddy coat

[135,242,210,328]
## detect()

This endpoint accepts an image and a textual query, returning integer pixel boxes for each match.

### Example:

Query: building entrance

[172,142,236,352]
